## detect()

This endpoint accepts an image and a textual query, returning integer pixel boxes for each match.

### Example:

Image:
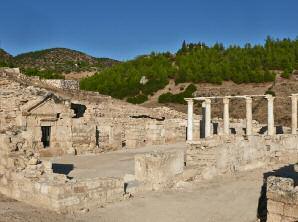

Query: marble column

[205,99,211,137]
[186,99,194,141]
[291,95,297,135]
[245,97,253,136]
[266,95,275,136]
[223,97,230,135]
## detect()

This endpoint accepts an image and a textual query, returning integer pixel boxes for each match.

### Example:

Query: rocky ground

[0,164,290,222]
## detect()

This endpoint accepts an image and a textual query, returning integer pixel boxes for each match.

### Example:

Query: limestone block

[267,213,282,222]
[283,204,298,218]
[267,200,285,215]
[135,150,184,186]
[28,157,39,165]
[267,176,294,193]
[42,160,52,171]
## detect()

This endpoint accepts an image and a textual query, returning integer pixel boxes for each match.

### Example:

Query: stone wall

[0,72,188,156]
[187,135,298,179]
[0,172,124,213]
[41,79,79,90]
[266,176,298,222]
[0,132,124,213]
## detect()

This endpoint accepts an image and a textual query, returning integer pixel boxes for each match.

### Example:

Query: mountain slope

[80,37,298,104]
[0,49,13,67]
[14,48,119,73]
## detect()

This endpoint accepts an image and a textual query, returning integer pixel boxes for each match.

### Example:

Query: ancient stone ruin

[0,67,297,219]
[266,167,298,222]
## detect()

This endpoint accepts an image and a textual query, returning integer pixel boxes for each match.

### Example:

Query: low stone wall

[0,132,124,213]
[187,135,298,178]
[0,171,123,213]
[41,79,79,90]
[266,176,298,222]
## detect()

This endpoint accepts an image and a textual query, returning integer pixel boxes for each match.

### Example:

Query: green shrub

[265,90,276,96]
[80,53,174,99]
[23,68,65,79]
[158,84,197,104]
[281,68,292,79]
[126,94,148,104]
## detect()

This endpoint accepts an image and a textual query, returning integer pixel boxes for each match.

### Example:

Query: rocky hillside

[14,48,119,73]
[143,75,298,127]
[0,49,13,67]
[0,48,119,76]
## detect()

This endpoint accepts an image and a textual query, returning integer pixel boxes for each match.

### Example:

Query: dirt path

[0,165,283,222]
[76,166,271,222]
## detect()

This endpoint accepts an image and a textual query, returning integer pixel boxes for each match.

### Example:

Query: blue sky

[0,0,297,60]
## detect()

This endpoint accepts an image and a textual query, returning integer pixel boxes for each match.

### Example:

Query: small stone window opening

[71,103,87,118]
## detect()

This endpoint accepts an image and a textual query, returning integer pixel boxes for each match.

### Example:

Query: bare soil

[77,166,270,222]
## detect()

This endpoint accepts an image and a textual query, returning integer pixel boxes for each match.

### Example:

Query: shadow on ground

[52,163,74,175]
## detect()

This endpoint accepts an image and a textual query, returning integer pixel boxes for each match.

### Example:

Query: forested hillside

[80,37,298,103]
[0,48,119,79]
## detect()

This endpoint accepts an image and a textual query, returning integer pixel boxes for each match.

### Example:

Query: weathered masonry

[0,69,187,156]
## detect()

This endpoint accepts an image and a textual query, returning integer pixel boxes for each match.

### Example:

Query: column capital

[265,95,275,101]
[204,98,211,104]
[245,96,252,102]
[185,98,194,104]
[223,97,230,104]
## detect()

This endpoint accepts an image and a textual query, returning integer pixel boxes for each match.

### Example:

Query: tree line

[80,37,298,103]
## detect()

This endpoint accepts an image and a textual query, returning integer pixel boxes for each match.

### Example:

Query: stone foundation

[266,176,298,222]
[0,170,123,213]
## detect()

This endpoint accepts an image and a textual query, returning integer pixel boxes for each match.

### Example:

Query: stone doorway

[41,126,51,148]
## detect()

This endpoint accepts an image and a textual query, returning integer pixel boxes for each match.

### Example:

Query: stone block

[267,213,282,222]
[40,183,49,194]
[135,150,184,186]
[267,176,294,193]
[283,204,298,218]
[268,200,284,215]
[74,185,87,193]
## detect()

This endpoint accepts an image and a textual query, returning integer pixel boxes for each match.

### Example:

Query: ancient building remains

[0,67,297,216]
[266,166,298,222]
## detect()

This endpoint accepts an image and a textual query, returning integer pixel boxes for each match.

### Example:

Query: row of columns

[186,94,297,142]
